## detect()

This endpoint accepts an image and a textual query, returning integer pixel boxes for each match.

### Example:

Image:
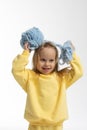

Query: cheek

[53,62,56,67]
[37,61,42,67]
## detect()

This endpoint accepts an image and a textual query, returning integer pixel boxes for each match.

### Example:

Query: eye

[40,58,46,62]
[50,59,54,62]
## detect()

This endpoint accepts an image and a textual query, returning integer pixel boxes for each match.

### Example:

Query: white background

[0,0,87,130]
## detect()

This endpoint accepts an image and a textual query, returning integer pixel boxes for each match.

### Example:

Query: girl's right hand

[24,42,29,51]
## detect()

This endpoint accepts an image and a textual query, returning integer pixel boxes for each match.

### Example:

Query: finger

[24,43,29,50]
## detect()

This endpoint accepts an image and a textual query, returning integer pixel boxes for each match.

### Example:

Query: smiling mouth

[42,68,51,71]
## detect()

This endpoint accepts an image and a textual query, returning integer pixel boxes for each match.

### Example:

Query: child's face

[36,47,57,74]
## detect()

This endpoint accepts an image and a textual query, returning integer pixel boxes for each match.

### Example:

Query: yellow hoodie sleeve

[12,50,29,92]
[59,53,83,88]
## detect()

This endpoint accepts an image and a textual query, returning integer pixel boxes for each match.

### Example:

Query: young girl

[12,28,83,130]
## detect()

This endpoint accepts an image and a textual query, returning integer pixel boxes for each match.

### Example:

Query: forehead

[39,47,56,58]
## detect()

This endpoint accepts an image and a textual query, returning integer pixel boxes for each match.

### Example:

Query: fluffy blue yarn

[20,28,74,65]
[20,27,44,50]
[56,40,74,64]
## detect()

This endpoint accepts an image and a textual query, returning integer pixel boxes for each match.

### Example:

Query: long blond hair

[33,41,59,73]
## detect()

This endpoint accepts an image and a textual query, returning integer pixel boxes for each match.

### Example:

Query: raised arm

[59,52,83,88]
[12,43,30,92]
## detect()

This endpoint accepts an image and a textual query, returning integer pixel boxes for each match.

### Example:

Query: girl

[12,40,83,130]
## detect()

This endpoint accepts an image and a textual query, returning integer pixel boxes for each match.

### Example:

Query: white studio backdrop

[0,0,87,130]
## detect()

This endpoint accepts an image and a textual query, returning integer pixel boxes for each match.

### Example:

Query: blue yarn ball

[20,27,44,50]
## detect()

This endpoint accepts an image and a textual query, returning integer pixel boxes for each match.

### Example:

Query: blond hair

[33,41,59,73]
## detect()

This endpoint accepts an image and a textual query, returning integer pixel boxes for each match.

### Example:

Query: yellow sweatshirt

[12,50,83,126]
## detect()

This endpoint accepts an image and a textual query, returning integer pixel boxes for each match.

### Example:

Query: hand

[24,42,29,51]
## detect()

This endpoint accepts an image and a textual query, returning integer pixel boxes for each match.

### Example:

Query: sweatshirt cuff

[22,50,29,56]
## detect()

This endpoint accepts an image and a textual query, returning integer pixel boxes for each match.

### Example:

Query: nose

[45,61,50,66]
